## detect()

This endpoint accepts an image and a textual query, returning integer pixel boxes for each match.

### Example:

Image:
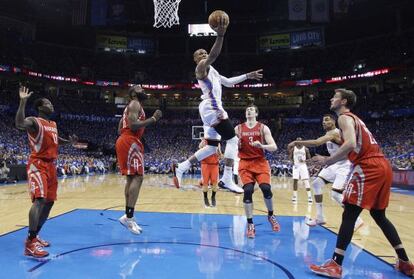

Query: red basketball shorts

[239,157,271,186]
[201,163,219,186]
[343,157,392,210]
[116,135,144,176]
[27,159,58,201]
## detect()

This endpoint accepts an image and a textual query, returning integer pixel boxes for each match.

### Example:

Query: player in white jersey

[172,15,262,194]
[288,114,363,231]
[288,138,312,203]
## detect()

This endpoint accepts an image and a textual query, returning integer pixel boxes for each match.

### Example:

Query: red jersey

[120,100,146,138]
[27,117,58,161]
[341,112,384,164]
[201,153,219,165]
[237,122,265,160]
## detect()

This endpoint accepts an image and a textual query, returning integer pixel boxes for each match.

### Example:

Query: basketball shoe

[306,217,326,227]
[211,196,216,207]
[24,238,49,258]
[35,235,50,247]
[247,223,255,238]
[219,179,243,194]
[309,259,342,279]
[395,259,414,277]
[204,197,211,207]
[119,215,142,234]
[268,215,281,232]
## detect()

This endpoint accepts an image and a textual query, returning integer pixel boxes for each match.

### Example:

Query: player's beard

[136,92,148,102]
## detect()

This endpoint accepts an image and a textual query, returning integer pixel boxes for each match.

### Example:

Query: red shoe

[268,215,281,232]
[395,259,414,277]
[247,223,255,238]
[35,235,50,247]
[309,259,342,279]
[24,238,49,258]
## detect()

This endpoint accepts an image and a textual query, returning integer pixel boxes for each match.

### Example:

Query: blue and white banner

[291,28,324,48]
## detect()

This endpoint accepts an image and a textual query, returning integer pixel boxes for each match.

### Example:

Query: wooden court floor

[0,173,413,263]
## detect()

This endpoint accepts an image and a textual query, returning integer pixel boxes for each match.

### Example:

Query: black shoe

[218,181,225,189]
[204,197,211,207]
[211,196,216,207]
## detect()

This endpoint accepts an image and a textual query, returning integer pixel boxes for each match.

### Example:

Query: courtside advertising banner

[259,34,290,51]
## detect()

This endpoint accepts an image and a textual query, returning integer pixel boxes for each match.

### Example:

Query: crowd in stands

[0,82,413,185]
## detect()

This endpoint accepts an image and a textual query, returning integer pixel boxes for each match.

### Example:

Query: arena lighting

[0,62,392,89]
[326,68,390,83]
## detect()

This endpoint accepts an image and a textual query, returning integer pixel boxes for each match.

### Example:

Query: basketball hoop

[192,126,204,140]
[153,0,181,28]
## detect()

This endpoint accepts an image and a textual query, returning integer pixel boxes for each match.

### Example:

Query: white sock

[293,190,298,197]
[316,202,324,220]
[222,166,233,182]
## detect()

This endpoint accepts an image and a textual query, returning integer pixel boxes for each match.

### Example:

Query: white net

[153,0,181,28]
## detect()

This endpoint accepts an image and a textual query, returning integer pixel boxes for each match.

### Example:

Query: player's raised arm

[15,86,37,133]
[195,17,227,78]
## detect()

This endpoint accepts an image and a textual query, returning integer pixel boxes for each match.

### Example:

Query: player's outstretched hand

[69,134,79,145]
[247,69,263,81]
[213,16,228,36]
[153,110,162,121]
[19,86,33,100]
[312,154,327,166]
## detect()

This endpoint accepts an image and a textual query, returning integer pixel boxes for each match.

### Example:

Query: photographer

[0,161,16,184]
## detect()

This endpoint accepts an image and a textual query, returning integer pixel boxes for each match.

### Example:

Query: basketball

[208,10,230,29]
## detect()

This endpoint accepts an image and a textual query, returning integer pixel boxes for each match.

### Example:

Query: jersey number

[52,134,58,144]
[360,122,377,145]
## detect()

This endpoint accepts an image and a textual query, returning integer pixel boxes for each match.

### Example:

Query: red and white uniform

[236,122,271,186]
[341,112,392,210]
[201,153,219,186]
[27,117,59,201]
[115,101,146,176]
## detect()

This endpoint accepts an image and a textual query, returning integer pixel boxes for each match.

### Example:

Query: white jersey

[293,146,307,166]
[326,128,351,166]
[197,66,222,105]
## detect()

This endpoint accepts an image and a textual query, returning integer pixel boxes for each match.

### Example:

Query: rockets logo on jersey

[237,122,265,160]
[27,117,58,160]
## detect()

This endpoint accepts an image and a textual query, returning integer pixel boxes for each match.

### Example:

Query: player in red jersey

[199,139,222,207]
[235,105,280,238]
[310,89,413,278]
[116,85,162,234]
[15,86,77,258]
